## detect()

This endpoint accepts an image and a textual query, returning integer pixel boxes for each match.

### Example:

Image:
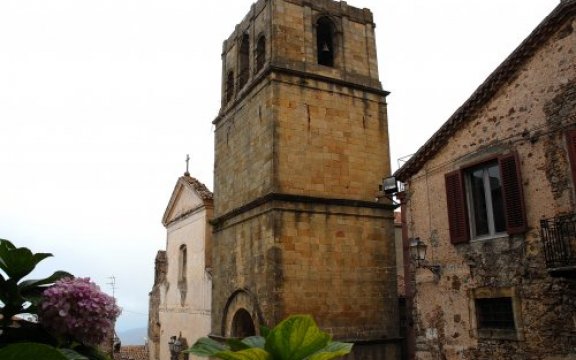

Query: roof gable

[162,175,213,226]
[395,0,576,181]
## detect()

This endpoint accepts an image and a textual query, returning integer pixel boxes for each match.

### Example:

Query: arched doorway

[231,308,256,338]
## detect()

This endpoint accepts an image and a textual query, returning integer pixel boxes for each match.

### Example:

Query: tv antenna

[107,276,117,299]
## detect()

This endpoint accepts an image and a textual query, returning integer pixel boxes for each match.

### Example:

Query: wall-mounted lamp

[409,237,441,278]
[168,335,182,360]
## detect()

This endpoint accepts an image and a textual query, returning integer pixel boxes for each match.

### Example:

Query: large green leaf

[71,344,111,360]
[19,270,72,290]
[0,239,52,282]
[214,348,272,360]
[241,336,266,349]
[265,315,331,360]
[228,339,251,352]
[59,348,89,360]
[0,343,69,360]
[228,336,266,351]
[185,337,229,357]
[260,325,271,338]
[307,341,353,360]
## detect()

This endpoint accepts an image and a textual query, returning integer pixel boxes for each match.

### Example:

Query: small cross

[185,154,190,176]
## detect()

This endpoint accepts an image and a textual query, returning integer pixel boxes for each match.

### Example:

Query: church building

[149,0,400,359]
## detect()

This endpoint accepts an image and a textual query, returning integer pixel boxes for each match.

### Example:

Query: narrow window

[238,34,250,89]
[475,297,515,330]
[226,71,234,103]
[178,244,187,284]
[255,35,266,72]
[316,17,334,67]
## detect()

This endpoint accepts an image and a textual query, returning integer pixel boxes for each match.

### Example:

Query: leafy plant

[0,343,87,360]
[185,314,353,360]
[39,277,121,346]
[0,238,71,329]
[0,239,116,360]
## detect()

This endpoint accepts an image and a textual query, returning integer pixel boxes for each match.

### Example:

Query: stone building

[210,0,400,358]
[148,174,213,360]
[394,1,576,359]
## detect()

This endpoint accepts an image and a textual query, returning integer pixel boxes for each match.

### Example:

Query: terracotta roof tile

[114,345,148,360]
[181,175,213,200]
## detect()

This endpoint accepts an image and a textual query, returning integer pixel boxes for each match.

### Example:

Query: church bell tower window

[238,34,250,89]
[255,35,266,73]
[226,71,235,103]
[317,17,335,67]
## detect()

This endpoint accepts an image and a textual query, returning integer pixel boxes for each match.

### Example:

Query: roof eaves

[394,0,576,181]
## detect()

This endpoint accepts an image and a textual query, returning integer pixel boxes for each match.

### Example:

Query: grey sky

[0,0,558,333]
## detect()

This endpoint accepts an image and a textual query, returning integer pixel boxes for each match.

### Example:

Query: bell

[321,42,330,52]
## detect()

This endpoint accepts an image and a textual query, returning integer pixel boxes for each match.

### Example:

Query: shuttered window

[446,170,469,244]
[499,153,527,235]
[445,152,526,243]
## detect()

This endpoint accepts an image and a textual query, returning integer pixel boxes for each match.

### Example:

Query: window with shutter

[445,152,526,243]
[499,153,527,235]
[445,170,469,244]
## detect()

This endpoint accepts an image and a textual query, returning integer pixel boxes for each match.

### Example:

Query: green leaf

[185,337,229,357]
[214,348,272,360]
[19,270,72,290]
[71,344,111,360]
[260,325,271,338]
[241,336,266,349]
[0,239,53,282]
[228,339,251,351]
[58,349,89,360]
[265,315,331,360]
[0,343,69,360]
[307,341,353,360]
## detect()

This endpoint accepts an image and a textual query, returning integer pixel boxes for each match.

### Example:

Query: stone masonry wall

[274,74,389,200]
[212,1,399,357]
[214,80,275,216]
[404,18,576,360]
[279,204,398,341]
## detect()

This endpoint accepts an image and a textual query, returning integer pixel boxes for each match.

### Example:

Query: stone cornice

[211,192,394,227]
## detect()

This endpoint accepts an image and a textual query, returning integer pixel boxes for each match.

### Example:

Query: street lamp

[409,237,441,277]
[168,335,182,360]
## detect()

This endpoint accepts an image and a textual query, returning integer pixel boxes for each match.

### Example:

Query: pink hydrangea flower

[39,277,121,345]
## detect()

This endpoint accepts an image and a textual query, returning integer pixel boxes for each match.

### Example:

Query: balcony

[540,214,576,277]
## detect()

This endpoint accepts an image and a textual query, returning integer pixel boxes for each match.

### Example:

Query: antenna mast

[107,276,117,299]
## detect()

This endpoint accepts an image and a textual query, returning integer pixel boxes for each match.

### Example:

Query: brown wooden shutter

[499,152,527,235]
[566,130,576,188]
[445,170,469,244]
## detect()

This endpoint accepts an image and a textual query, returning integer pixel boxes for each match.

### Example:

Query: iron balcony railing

[540,214,576,270]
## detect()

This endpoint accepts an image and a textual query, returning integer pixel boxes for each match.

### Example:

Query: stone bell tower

[211,0,399,357]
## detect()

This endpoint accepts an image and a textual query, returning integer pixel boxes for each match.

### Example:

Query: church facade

[210,0,399,358]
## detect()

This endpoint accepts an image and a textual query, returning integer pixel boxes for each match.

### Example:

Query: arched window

[316,17,335,67]
[255,35,266,72]
[178,244,187,284]
[231,309,256,338]
[226,71,235,102]
[238,34,250,89]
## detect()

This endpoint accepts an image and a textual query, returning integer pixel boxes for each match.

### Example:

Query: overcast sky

[0,0,558,335]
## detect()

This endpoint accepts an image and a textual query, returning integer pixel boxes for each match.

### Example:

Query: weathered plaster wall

[158,199,212,360]
[404,18,576,360]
